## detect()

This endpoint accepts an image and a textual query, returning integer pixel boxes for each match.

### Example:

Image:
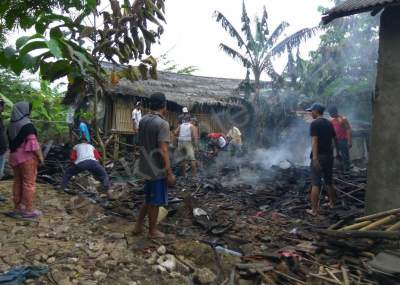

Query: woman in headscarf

[8,102,44,218]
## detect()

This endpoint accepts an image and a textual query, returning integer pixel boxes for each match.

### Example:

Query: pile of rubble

[1,143,398,284]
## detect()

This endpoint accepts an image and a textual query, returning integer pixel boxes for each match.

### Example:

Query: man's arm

[190,125,197,144]
[343,117,352,147]
[159,141,176,186]
[311,136,319,161]
[174,126,180,137]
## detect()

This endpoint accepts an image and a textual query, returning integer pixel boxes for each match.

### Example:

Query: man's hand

[167,171,176,187]
[312,158,321,170]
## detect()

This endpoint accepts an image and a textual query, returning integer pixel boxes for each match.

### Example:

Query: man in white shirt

[132,102,142,132]
[60,138,110,195]
[227,125,242,155]
[175,117,197,177]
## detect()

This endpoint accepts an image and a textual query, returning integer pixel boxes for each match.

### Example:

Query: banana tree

[215,1,316,103]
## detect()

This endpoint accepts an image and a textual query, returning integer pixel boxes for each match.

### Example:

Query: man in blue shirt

[79,120,91,144]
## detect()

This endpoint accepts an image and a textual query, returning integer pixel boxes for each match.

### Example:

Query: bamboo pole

[339,221,371,231]
[341,266,350,285]
[359,215,397,231]
[355,208,400,222]
[325,268,343,285]
[309,273,343,284]
[386,220,400,232]
[316,229,400,240]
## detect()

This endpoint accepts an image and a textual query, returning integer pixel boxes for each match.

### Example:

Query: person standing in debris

[133,92,176,239]
[306,103,339,216]
[207,132,228,155]
[0,99,8,179]
[60,137,111,197]
[79,115,91,144]
[132,102,142,132]
[226,125,242,156]
[178,107,190,124]
[175,116,197,177]
[8,102,44,218]
[328,106,352,172]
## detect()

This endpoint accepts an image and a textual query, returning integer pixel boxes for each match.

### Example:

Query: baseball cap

[328,106,338,116]
[182,107,188,113]
[136,101,141,106]
[306,103,325,113]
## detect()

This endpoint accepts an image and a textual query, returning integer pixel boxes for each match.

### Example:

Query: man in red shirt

[60,138,110,194]
[207,132,227,155]
[328,106,352,172]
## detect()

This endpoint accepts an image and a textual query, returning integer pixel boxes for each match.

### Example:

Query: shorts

[177,141,196,161]
[144,179,168,206]
[310,155,333,187]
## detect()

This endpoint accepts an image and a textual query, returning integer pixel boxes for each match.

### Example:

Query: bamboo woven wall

[111,97,227,134]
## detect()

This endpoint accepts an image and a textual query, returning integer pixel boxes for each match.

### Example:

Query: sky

[151,0,333,79]
[10,0,333,83]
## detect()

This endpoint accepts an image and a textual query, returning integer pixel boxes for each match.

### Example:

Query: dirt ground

[0,180,195,285]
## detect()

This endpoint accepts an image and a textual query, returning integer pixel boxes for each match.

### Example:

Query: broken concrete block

[157,254,176,272]
[93,270,107,281]
[152,265,167,273]
[157,245,167,255]
[194,268,217,285]
[146,252,159,265]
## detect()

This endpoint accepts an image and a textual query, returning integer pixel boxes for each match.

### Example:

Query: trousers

[61,160,110,190]
[338,139,351,171]
[12,158,38,211]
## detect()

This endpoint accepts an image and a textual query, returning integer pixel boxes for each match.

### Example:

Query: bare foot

[306,209,318,217]
[148,230,165,239]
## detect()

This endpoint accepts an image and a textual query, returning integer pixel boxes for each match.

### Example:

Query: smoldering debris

[7,139,393,285]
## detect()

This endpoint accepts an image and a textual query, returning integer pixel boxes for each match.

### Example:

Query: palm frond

[261,56,279,80]
[215,11,247,49]
[266,21,289,48]
[271,26,318,56]
[219,43,251,68]
[241,1,254,47]
[260,6,269,36]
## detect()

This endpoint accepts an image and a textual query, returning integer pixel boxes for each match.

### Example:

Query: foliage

[0,69,68,140]
[0,0,166,86]
[157,51,198,75]
[287,0,379,121]
[215,1,316,103]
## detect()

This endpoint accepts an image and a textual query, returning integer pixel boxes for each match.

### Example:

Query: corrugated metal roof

[322,0,400,24]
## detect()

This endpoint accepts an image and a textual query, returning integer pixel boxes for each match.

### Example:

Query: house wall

[366,6,400,213]
[110,96,228,135]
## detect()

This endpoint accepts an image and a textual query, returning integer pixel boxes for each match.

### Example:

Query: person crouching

[61,138,111,196]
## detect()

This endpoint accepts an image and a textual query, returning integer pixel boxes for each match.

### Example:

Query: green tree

[296,1,379,120]
[0,0,166,85]
[0,68,68,140]
[215,1,316,103]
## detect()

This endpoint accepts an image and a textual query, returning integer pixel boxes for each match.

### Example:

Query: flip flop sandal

[21,210,42,219]
[3,211,21,218]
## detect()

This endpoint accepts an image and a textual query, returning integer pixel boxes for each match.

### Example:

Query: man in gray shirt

[133,92,176,239]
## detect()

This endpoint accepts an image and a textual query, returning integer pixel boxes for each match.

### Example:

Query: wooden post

[113,134,120,160]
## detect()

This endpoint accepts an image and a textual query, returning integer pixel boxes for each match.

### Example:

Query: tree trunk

[253,71,261,104]
[366,7,400,214]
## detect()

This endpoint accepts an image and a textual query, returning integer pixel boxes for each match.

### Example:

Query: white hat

[182,107,188,113]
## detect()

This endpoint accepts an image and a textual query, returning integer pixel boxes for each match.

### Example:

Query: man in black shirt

[306,103,339,216]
